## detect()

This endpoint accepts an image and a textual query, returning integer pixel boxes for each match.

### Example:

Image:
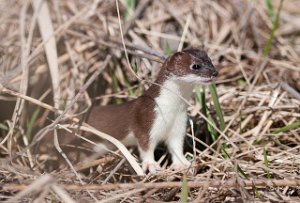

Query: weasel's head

[165,49,218,84]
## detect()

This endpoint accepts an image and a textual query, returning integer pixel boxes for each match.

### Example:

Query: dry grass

[0,0,300,202]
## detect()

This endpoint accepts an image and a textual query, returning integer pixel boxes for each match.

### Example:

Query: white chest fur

[149,78,193,144]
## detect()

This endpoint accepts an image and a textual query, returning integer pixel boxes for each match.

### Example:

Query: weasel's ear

[165,52,186,73]
[172,51,185,58]
[165,51,185,72]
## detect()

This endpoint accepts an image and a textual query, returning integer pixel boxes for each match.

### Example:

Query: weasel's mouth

[200,77,213,84]
[179,75,215,84]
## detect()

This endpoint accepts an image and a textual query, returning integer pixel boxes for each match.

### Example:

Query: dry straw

[0,0,300,202]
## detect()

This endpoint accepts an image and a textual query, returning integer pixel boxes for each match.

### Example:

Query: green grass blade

[221,144,230,159]
[206,84,247,179]
[125,0,135,20]
[181,174,188,203]
[199,86,217,141]
[194,85,201,104]
[222,144,248,179]
[272,121,300,134]
[263,147,271,179]
[26,108,40,140]
[207,114,218,142]
[237,164,248,179]
[124,76,135,97]
[163,42,173,56]
[137,85,143,97]
[126,82,135,97]
[265,0,274,19]
[263,0,283,57]
[239,112,243,133]
[0,123,8,131]
[131,62,137,72]
[254,186,261,198]
[111,72,122,104]
[209,83,225,131]
[200,86,207,116]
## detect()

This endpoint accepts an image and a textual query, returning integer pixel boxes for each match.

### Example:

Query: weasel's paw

[170,163,189,171]
[142,161,161,175]
[170,160,191,172]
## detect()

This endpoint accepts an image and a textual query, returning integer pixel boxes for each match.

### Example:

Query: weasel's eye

[191,64,201,70]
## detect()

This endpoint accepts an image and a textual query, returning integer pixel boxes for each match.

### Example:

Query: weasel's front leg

[138,143,161,174]
[166,115,191,171]
[167,135,191,170]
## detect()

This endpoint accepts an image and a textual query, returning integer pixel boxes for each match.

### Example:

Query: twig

[177,14,192,51]
[66,30,165,63]
[51,184,76,203]
[6,0,30,158]
[4,174,54,203]
[280,82,300,101]
[72,125,144,175]
[74,156,116,171]
[0,85,61,119]
[108,37,166,61]
[32,0,60,110]
[102,158,126,184]
[3,178,300,192]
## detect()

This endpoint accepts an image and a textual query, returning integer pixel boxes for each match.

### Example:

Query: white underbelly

[150,108,187,143]
[149,79,190,143]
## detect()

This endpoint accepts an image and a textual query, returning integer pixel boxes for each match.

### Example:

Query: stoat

[87,49,218,174]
